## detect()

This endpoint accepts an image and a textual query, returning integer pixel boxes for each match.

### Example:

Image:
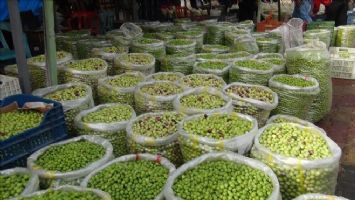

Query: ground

[316,78,355,199]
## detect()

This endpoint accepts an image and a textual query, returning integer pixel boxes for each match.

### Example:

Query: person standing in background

[238,0,258,21]
[292,0,314,23]
[326,0,348,26]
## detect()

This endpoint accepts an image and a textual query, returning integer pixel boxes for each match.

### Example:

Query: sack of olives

[62,58,108,101]
[91,46,129,75]
[225,34,259,54]
[266,114,325,130]
[193,60,230,82]
[292,193,349,200]
[0,168,39,199]
[178,112,257,162]
[106,33,132,48]
[75,103,136,157]
[159,53,196,75]
[164,152,281,200]
[255,53,286,74]
[237,20,255,31]
[224,31,248,49]
[58,30,91,59]
[28,135,113,188]
[285,42,332,122]
[256,37,280,53]
[229,59,274,86]
[97,72,145,106]
[206,22,233,44]
[113,53,155,75]
[174,87,233,116]
[120,22,143,39]
[304,29,331,48]
[251,123,341,200]
[179,74,226,90]
[166,39,196,55]
[201,44,230,54]
[269,74,320,119]
[155,32,175,42]
[175,30,204,51]
[126,112,185,165]
[32,82,94,135]
[146,72,184,83]
[130,38,166,59]
[214,51,253,63]
[14,185,112,200]
[81,153,176,200]
[77,39,111,59]
[134,81,185,114]
[195,53,217,62]
[223,82,278,127]
[336,25,355,48]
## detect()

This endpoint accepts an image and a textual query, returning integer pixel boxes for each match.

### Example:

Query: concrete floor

[316,78,355,199]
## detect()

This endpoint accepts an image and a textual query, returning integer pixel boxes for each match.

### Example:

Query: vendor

[238,0,258,21]
[292,0,313,23]
[325,0,349,26]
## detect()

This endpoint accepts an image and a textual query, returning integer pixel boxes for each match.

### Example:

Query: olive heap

[87,160,169,200]
[193,61,230,82]
[114,53,155,75]
[166,39,196,55]
[34,140,105,172]
[79,104,134,156]
[147,72,184,82]
[43,84,92,134]
[180,74,226,89]
[135,81,184,113]
[179,113,253,161]
[131,38,166,59]
[201,44,230,54]
[224,84,276,126]
[252,123,338,200]
[0,173,30,199]
[128,112,184,165]
[230,59,273,86]
[98,72,145,106]
[18,190,103,200]
[178,91,227,113]
[172,160,274,200]
[159,53,196,75]
[0,110,43,141]
[259,57,286,74]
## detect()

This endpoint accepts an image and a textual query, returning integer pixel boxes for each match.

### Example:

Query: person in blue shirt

[292,0,313,23]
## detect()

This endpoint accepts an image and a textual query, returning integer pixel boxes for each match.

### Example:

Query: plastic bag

[177,112,257,162]
[237,20,255,31]
[287,18,304,48]
[251,123,341,200]
[0,168,39,198]
[113,53,155,75]
[175,30,204,51]
[32,82,94,135]
[259,57,286,74]
[97,72,145,106]
[81,153,176,200]
[13,185,112,200]
[269,74,320,119]
[304,29,331,48]
[130,38,166,59]
[223,82,278,127]
[195,53,217,62]
[166,39,196,55]
[336,25,355,48]
[292,193,349,200]
[267,114,321,129]
[120,22,143,39]
[179,74,226,90]
[229,59,274,86]
[159,53,196,75]
[134,81,185,114]
[206,22,233,44]
[201,44,230,54]
[173,87,233,116]
[91,46,129,75]
[75,104,136,157]
[256,37,280,53]
[227,34,259,54]
[126,112,184,166]
[28,135,113,188]
[155,32,175,42]
[146,72,184,83]
[193,60,230,82]
[77,39,111,59]
[285,42,332,122]
[164,152,281,200]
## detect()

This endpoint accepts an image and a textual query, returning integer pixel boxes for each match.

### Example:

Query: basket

[329,47,355,79]
[0,75,22,99]
[0,94,68,169]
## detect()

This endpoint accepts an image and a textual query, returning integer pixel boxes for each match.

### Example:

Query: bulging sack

[113,53,155,75]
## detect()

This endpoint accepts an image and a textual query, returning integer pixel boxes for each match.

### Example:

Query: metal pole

[43,0,57,86]
[7,0,31,93]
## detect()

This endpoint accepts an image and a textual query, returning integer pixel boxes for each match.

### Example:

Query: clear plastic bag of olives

[113,53,155,75]
[175,30,204,52]
[225,34,259,54]
[266,114,323,131]
[292,193,349,200]
[159,53,196,75]
[193,60,230,82]
[145,72,184,83]
[91,46,129,75]
[255,53,286,74]
[130,38,166,59]
[206,22,233,44]
[165,39,196,55]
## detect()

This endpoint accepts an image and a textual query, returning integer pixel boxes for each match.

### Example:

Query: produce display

[164,152,280,200]
[230,59,273,86]
[252,123,341,200]
[292,193,349,200]
[134,81,184,113]
[91,46,129,75]
[82,154,175,200]
[225,34,259,54]
[75,104,136,156]
[175,30,204,51]
[259,57,286,74]
[178,112,256,161]
[113,53,155,75]
[256,37,279,53]
[159,53,196,74]
[0,110,44,141]
[97,72,145,106]
[166,39,196,55]
[62,58,108,100]
[33,83,94,135]
[335,25,355,48]
[131,38,166,59]
[179,74,226,89]
[127,112,184,165]
[286,44,332,122]
[201,44,230,54]
[304,29,331,48]
[0,168,38,200]
[174,87,232,115]
[223,82,278,127]
[193,60,230,82]
[146,72,184,82]
[269,74,320,119]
